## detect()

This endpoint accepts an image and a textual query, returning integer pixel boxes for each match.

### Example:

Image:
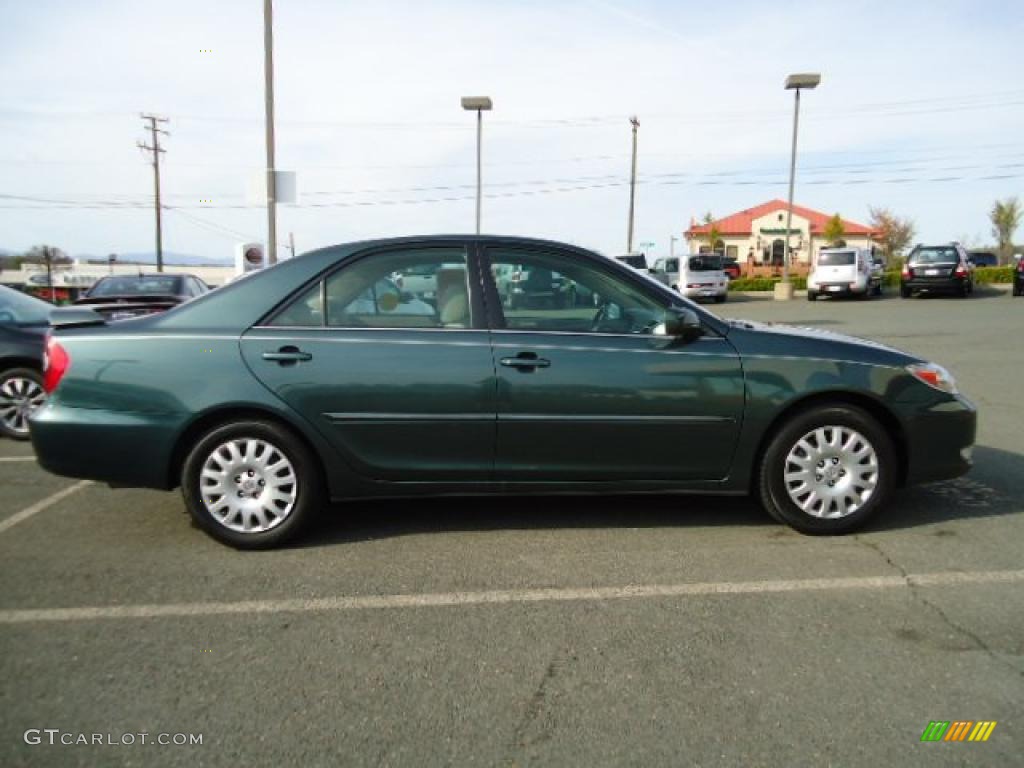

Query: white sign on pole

[246,170,298,205]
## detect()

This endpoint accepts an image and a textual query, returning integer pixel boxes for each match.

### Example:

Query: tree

[23,245,70,304]
[823,213,846,247]
[989,196,1022,265]
[701,212,722,256]
[868,206,915,265]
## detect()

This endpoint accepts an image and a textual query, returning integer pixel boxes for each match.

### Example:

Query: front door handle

[262,346,312,364]
[500,353,551,370]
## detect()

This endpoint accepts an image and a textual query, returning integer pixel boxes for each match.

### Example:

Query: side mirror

[664,308,703,342]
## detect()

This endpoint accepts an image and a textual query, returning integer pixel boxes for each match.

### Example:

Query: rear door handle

[500,353,551,370]
[262,346,312,364]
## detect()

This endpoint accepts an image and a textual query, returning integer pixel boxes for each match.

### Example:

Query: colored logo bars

[920,721,997,742]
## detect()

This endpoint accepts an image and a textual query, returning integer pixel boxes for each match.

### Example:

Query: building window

[726,245,738,259]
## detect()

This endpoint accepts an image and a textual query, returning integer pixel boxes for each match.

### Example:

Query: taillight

[955,264,967,278]
[902,265,912,277]
[43,333,70,393]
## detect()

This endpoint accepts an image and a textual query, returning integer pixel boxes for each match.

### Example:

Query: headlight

[907,362,958,395]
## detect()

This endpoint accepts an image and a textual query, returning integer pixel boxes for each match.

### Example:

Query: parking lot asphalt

[2,288,1022,767]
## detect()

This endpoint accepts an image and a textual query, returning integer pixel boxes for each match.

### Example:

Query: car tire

[0,367,46,441]
[900,286,912,298]
[959,283,969,298]
[714,294,726,304]
[181,419,323,549]
[1014,283,1022,296]
[757,405,896,535]
[807,291,817,301]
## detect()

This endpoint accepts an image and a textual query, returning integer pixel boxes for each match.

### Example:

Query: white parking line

[0,480,92,536]
[1,568,1021,625]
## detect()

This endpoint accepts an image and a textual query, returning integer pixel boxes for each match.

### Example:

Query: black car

[75,273,210,320]
[0,285,50,439]
[1013,255,1024,297]
[901,244,974,298]
[969,251,998,268]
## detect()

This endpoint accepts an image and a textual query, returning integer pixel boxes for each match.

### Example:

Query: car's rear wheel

[714,294,726,304]
[758,405,895,534]
[181,419,323,549]
[900,286,912,298]
[807,291,817,301]
[0,368,45,440]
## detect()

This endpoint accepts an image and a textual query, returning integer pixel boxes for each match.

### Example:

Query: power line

[4,170,1021,212]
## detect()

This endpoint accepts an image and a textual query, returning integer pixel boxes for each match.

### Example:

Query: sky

[1,0,1022,262]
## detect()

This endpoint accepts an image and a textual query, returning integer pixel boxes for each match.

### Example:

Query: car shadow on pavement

[297,445,1022,547]
[303,493,767,548]
[863,445,1024,532]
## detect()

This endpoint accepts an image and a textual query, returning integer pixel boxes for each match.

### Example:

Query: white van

[807,247,880,301]
[651,254,728,303]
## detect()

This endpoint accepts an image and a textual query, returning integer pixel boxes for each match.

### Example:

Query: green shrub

[973,266,1014,284]
[881,270,902,287]
[728,276,806,291]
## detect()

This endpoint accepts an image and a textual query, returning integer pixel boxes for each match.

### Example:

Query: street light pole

[777,73,820,301]
[263,0,278,265]
[627,116,639,253]
[782,87,801,287]
[461,96,493,234]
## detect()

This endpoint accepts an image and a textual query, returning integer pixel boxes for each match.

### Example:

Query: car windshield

[910,247,957,264]
[818,251,856,266]
[688,256,722,272]
[88,276,182,297]
[0,286,52,325]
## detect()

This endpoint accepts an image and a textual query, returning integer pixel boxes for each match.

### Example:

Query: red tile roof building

[684,199,880,270]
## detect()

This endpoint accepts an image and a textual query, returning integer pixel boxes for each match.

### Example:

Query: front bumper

[903,394,977,485]
[30,401,181,489]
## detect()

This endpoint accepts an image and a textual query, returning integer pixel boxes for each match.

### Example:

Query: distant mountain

[75,251,232,267]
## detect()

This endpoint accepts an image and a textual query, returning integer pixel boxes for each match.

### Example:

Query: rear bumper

[681,285,727,299]
[29,402,180,489]
[902,276,968,292]
[903,395,977,485]
[808,282,869,296]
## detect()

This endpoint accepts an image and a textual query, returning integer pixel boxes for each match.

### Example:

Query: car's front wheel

[758,405,895,534]
[181,419,323,549]
[0,368,46,440]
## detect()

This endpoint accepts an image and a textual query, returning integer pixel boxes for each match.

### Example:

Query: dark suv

[901,244,974,298]
[1013,255,1024,297]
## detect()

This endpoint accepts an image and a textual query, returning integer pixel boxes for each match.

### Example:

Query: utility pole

[626,116,639,254]
[288,231,296,259]
[670,235,677,259]
[138,114,168,272]
[263,0,278,264]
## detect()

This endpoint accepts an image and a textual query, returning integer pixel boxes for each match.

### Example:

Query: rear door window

[817,251,856,266]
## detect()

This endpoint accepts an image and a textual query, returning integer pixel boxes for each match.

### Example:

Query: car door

[481,245,745,482]
[240,244,497,481]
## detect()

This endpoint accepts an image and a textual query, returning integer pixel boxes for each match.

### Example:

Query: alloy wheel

[0,375,46,436]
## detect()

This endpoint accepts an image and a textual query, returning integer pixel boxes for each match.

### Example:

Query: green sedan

[29,236,976,549]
